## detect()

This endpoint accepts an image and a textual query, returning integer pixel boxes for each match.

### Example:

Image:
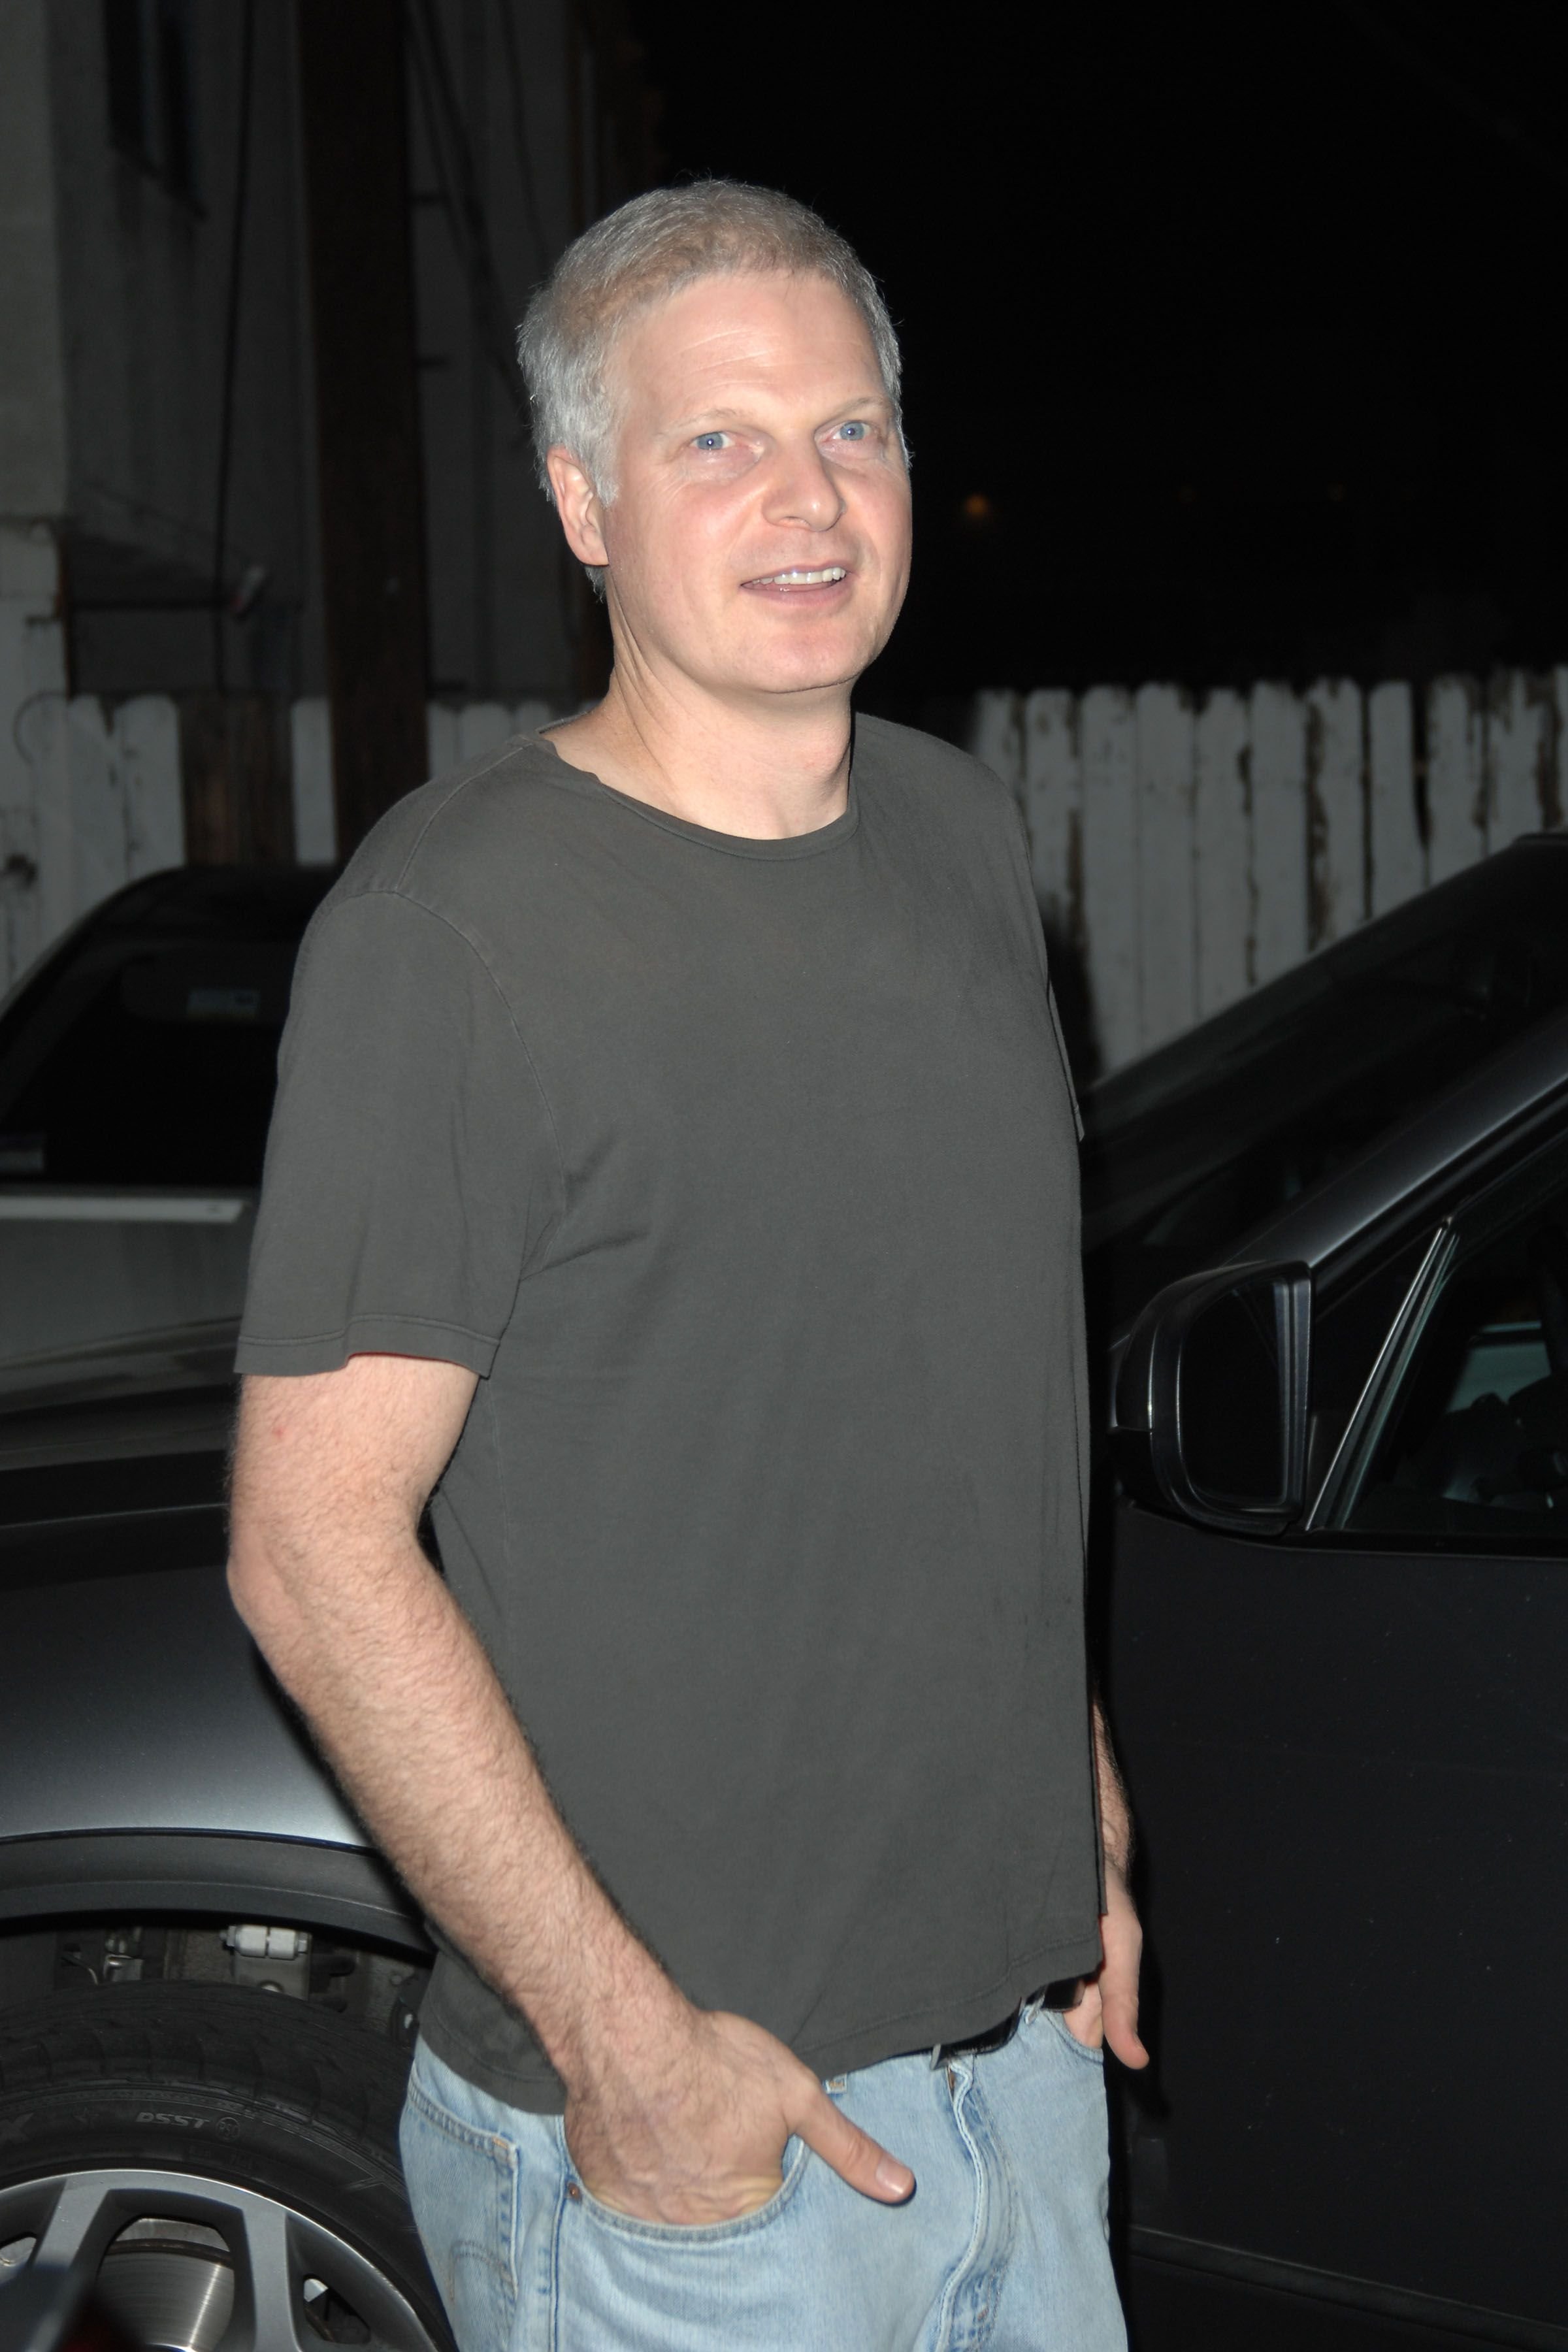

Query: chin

[731,624,889,698]
[737,659,868,700]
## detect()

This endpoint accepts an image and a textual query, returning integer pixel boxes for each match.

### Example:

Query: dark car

[0,845,1564,2351]
[1090,852,1568,2347]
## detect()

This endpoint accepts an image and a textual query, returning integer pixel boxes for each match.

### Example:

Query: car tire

[0,1980,451,2351]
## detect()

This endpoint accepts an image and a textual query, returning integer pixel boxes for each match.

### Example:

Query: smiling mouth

[742,566,849,589]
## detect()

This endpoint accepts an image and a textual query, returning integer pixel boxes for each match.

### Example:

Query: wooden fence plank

[116,696,184,877]
[1249,682,1309,985]
[1079,686,1138,1071]
[426,704,461,777]
[969,690,1024,815]
[69,699,129,927]
[0,783,40,994]
[1194,689,1252,1016]
[28,697,134,947]
[1426,676,1484,880]
[1306,678,1364,946]
[1135,683,1196,1052]
[1486,671,1554,847]
[289,698,338,863]
[457,702,515,763]
[1021,689,1079,944]
[1367,681,1422,914]
[1,526,67,988]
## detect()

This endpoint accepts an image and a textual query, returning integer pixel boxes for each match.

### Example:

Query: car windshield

[0,867,331,1382]
[1081,841,1568,1328]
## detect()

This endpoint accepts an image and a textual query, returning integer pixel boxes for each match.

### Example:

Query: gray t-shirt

[237,715,1102,2109]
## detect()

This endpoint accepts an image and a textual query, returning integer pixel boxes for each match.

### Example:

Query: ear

[546,448,610,571]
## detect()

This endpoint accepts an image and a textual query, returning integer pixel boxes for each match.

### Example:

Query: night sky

[623,0,1567,727]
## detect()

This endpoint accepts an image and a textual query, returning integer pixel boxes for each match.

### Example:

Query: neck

[546,657,855,840]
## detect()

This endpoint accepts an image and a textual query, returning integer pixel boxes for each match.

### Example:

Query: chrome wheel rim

[0,2166,442,2351]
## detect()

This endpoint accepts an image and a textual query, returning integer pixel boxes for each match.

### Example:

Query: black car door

[1108,1122,1568,2350]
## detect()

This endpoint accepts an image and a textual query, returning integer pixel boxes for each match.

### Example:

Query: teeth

[755,566,846,585]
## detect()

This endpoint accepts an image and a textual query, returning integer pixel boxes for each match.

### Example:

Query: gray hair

[517,180,904,592]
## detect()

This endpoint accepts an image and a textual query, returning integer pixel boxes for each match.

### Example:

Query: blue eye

[693,431,728,451]
[837,420,869,442]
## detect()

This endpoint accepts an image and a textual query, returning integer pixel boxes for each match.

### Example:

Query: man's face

[557,272,912,708]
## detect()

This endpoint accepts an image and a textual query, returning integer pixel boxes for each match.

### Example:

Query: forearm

[1092,1696,1133,1878]
[229,1522,679,2092]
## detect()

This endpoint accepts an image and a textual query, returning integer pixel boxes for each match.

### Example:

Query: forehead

[609,272,884,419]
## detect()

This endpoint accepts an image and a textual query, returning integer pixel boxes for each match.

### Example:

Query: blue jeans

[399,2001,1126,2351]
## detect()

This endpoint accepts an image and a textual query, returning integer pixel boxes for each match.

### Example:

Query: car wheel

[0,1981,451,2351]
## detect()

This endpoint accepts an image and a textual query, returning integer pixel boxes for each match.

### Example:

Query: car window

[0,869,330,1384]
[1302,1228,1440,1503]
[1344,1168,1568,1541]
[0,939,300,1188]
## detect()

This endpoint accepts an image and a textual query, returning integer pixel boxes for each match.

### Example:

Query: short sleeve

[236,890,562,1377]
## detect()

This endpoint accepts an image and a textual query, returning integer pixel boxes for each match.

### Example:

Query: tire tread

[0,1981,447,2346]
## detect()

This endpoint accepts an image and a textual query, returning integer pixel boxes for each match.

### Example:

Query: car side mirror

[1111,1262,1312,1535]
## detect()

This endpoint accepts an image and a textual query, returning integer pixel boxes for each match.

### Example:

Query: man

[228,180,1145,2351]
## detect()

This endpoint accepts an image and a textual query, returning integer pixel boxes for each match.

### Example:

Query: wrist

[553,1942,693,2104]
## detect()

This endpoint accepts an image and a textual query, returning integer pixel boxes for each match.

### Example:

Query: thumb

[1102,1983,1151,2070]
[787,2076,915,2204]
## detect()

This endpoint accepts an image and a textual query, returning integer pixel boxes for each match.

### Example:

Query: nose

[761,436,846,533]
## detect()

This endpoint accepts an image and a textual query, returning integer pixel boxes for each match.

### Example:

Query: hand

[1063,1858,1149,2068]
[564,2004,916,2225]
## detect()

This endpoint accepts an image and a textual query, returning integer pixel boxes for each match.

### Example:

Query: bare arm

[1093,1697,1134,1878]
[1063,1697,1149,2067]
[227,1354,914,2221]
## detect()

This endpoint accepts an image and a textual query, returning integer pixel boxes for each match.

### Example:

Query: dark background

[623,0,1567,727]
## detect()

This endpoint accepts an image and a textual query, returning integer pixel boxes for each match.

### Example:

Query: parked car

[1093,848,1568,2346]
[0,868,447,2351]
[0,843,1563,2351]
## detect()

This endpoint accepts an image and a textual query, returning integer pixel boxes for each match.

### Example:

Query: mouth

[740,565,850,591]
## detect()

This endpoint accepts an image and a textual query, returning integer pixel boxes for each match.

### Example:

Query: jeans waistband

[921,1975,1085,2069]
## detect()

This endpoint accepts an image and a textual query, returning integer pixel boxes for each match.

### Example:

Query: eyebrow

[665,393,893,433]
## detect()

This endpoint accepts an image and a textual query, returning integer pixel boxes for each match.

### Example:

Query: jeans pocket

[559,2126,810,2247]
[1039,2005,1107,2066]
[400,2059,522,2346]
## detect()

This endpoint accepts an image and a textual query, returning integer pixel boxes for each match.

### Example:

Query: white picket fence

[0,691,563,995]
[286,695,561,860]
[3,668,1565,1075]
[972,672,1567,1074]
